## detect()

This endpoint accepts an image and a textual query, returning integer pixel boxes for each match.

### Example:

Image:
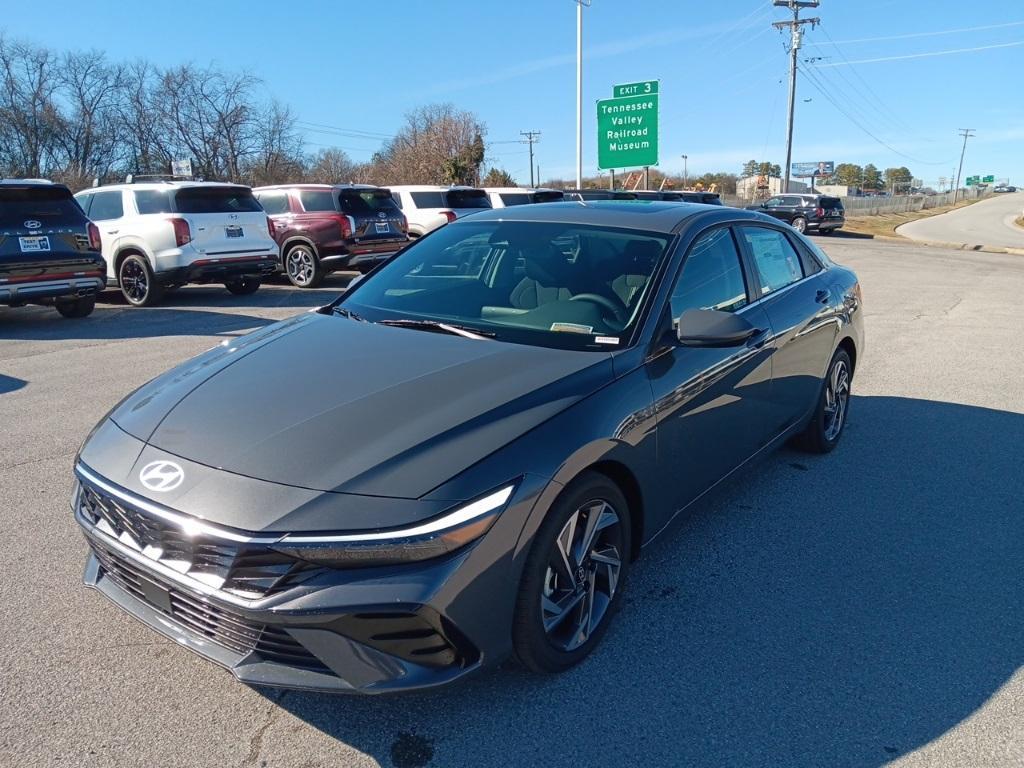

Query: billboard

[792,161,834,178]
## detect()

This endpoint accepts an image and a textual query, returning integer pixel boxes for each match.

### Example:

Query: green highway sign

[982,174,995,183]
[613,80,658,98]
[597,93,659,170]
[966,176,980,186]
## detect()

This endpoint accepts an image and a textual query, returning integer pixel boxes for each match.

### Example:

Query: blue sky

[3,0,1022,186]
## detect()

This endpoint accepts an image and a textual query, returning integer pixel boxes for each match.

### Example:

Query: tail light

[87,222,102,251]
[169,217,191,247]
[815,207,825,218]
[266,216,276,238]
[398,215,408,233]
[335,215,355,239]
[440,210,457,224]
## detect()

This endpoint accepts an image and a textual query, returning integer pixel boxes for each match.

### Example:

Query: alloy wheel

[823,358,850,441]
[286,247,315,286]
[541,499,623,652]
[121,259,148,303]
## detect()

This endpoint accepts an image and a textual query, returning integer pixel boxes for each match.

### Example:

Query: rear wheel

[792,216,808,233]
[118,254,162,307]
[513,471,631,673]
[284,243,323,288]
[55,295,95,318]
[225,277,261,295]
[794,348,852,453]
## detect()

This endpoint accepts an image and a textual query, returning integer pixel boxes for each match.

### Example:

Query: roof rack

[123,173,202,184]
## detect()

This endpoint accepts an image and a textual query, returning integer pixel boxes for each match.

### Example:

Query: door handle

[746,328,769,349]
[106,229,119,235]
[815,289,832,304]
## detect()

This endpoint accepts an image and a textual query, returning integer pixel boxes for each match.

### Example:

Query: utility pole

[520,131,541,187]
[681,154,688,188]
[773,0,820,194]
[574,1,591,190]
[953,128,975,204]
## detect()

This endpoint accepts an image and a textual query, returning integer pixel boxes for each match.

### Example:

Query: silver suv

[74,179,279,306]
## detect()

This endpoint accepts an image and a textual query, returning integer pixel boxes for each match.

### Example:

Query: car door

[736,225,839,437]
[646,225,774,513]
[84,190,126,278]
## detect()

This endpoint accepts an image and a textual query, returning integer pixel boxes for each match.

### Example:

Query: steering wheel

[569,293,627,324]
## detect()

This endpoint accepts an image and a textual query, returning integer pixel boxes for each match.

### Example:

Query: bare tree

[371,103,486,185]
[0,36,61,177]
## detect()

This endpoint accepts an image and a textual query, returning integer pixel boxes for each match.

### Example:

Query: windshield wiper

[331,306,367,322]
[377,319,494,340]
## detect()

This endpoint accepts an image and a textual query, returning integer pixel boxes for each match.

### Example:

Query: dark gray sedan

[73,201,863,693]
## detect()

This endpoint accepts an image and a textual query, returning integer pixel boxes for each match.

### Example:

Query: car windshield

[0,186,82,225]
[341,220,670,350]
[174,186,262,213]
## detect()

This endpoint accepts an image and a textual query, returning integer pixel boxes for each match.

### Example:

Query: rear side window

[410,191,446,208]
[134,189,173,215]
[174,187,262,214]
[533,190,564,203]
[337,190,401,215]
[0,186,84,225]
[297,190,338,212]
[671,228,749,317]
[391,192,404,209]
[256,192,290,215]
[499,193,532,206]
[445,189,490,209]
[89,190,124,220]
[739,226,805,294]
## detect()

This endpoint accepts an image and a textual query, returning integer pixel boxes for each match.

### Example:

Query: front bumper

[0,275,104,305]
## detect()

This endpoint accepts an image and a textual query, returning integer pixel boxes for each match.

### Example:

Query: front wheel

[793,348,852,453]
[513,471,631,673]
[792,216,808,233]
[225,277,261,295]
[118,254,162,307]
[55,295,96,318]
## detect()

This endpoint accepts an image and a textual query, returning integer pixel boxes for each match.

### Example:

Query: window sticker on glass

[594,336,619,345]
[550,322,593,334]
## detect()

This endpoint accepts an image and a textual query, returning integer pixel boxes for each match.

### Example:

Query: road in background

[2,246,1023,768]
[898,191,1024,249]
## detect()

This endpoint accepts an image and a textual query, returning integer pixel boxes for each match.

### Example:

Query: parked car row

[2,175,742,316]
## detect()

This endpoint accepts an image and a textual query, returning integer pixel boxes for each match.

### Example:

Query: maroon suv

[253,184,408,287]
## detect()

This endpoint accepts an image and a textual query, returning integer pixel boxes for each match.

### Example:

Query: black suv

[747,194,845,234]
[1,181,106,317]
[634,190,723,205]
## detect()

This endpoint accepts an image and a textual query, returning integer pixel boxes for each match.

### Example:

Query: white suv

[484,187,565,208]
[388,185,491,238]
[74,180,279,306]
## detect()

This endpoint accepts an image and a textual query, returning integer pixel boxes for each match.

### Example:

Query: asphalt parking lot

[2,238,1023,768]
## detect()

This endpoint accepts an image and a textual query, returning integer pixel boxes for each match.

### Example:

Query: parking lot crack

[241,694,286,768]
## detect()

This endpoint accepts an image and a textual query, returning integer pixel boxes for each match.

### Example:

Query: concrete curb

[844,232,1024,256]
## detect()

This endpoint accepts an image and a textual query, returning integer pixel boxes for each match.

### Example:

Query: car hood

[108,311,614,499]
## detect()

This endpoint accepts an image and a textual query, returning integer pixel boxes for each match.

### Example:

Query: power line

[520,131,541,187]
[820,19,1024,46]
[294,120,394,141]
[772,0,820,193]
[953,129,975,204]
[813,39,1024,67]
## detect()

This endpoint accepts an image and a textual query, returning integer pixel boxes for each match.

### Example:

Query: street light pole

[681,154,688,188]
[574,1,590,190]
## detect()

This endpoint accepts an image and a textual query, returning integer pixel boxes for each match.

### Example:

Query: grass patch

[842,197,987,239]
[1016,216,1024,229]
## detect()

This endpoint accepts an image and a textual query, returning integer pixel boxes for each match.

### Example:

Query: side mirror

[677,308,760,347]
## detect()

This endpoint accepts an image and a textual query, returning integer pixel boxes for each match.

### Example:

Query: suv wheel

[118,254,162,307]
[792,216,808,233]
[225,277,261,296]
[513,471,631,673]
[55,295,96,318]
[284,244,323,288]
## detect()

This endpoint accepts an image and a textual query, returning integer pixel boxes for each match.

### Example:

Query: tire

[55,295,95,318]
[792,216,808,234]
[513,471,632,673]
[225,277,261,295]
[793,348,852,454]
[118,254,163,307]
[283,243,323,288]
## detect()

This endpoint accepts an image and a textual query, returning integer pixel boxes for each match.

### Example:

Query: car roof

[388,185,483,192]
[252,183,382,192]
[81,180,250,192]
[451,199,766,233]
[0,178,55,186]
[484,187,560,193]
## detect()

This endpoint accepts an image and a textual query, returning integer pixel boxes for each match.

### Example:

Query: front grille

[90,541,329,671]
[79,482,317,599]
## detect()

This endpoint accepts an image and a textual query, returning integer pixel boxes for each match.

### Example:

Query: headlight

[271,484,516,568]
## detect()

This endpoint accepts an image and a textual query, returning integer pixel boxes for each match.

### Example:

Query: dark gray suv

[747,193,845,234]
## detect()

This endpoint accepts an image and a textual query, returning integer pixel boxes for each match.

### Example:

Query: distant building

[736,175,808,198]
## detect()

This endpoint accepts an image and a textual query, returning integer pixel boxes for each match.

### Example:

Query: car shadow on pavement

[0,374,28,394]
[261,394,1024,768]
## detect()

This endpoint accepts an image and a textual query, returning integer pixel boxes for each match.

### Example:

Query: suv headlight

[271,484,516,568]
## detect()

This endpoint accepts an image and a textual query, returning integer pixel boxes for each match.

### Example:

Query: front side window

[88,190,124,221]
[670,228,748,318]
[342,220,671,350]
[740,226,805,294]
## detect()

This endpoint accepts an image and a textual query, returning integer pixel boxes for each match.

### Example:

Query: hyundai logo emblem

[24,220,42,230]
[229,213,239,220]
[139,460,185,492]
[378,211,388,219]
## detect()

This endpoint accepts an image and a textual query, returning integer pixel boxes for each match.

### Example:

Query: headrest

[623,239,662,274]
[523,244,574,286]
